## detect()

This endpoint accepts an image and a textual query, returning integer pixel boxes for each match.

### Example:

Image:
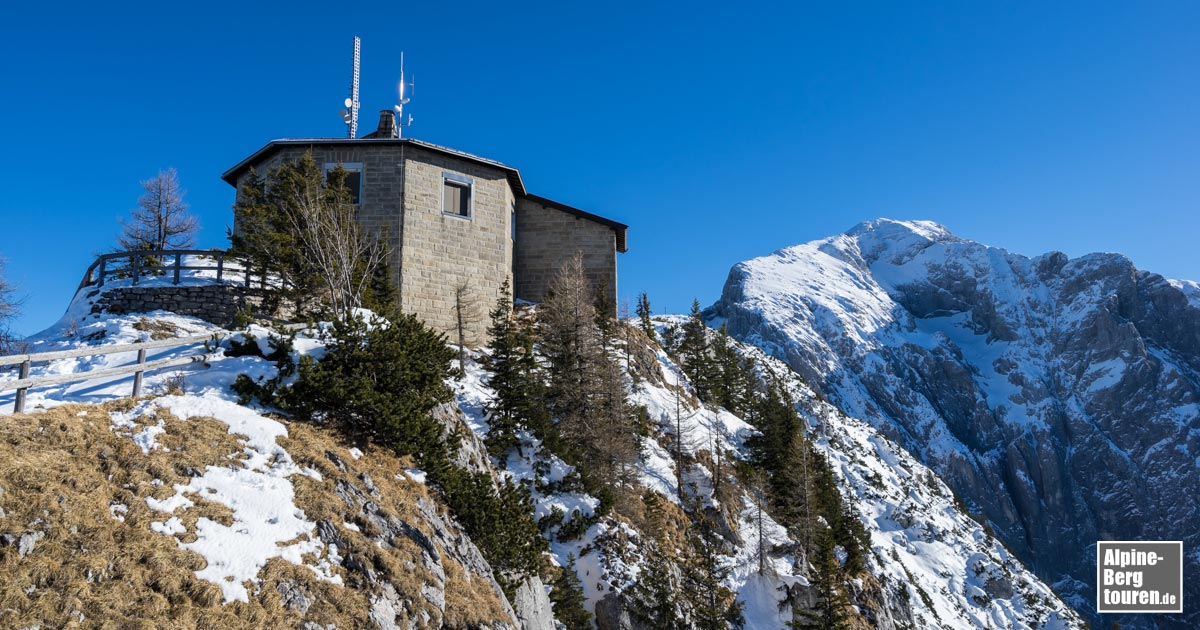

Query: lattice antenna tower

[339,37,362,138]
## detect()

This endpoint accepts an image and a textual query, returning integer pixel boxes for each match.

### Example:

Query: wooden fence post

[14,358,30,413]
[132,253,141,286]
[132,348,147,398]
[216,253,224,282]
[173,253,182,284]
[98,258,107,287]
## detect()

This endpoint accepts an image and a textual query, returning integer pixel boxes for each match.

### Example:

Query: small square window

[324,163,363,204]
[443,176,472,218]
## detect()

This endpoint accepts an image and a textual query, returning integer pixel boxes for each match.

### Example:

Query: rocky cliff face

[710,219,1200,629]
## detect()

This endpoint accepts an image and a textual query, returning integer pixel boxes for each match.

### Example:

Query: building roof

[221,137,627,251]
[523,194,628,253]
[221,137,527,195]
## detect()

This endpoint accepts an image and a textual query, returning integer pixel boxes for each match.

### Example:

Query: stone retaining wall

[87,285,282,327]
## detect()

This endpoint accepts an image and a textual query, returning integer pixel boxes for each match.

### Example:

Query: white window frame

[441,172,473,220]
[324,162,364,205]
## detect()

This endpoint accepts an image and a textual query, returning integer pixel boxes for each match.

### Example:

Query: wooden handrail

[0,332,221,413]
[77,250,269,291]
[0,332,219,367]
[2,324,306,413]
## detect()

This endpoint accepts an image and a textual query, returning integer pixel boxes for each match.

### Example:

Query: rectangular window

[324,162,363,205]
[442,173,472,218]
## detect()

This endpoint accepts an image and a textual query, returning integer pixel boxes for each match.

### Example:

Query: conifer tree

[682,508,745,630]
[230,153,388,318]
[661,321,683,355]
[636,292,655,341]
[439,472,547,597]
[484,279,549,457]
[746,469,772,576]
[285,310,455,460]
[550,554,593,630]
[790,527,850,630]
[631,549,680,629]
[710,324,750,414]
[630,493,683,629]
[679,300,717,402]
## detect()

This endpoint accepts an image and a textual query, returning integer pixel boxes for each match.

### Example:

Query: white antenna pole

[395,51,414,138]
[341,37,362,138]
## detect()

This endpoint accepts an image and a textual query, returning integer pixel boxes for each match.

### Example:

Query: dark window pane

[444,180,470,216]
[325,167,362,204]
[345,171,362,204]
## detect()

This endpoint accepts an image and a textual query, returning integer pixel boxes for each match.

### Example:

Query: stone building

[222,111,628,344]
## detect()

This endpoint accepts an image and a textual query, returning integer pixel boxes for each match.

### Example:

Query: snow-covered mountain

[709,219,1200,629]
[0,286,1085,629]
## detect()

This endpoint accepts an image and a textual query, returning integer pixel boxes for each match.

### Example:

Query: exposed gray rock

[17,531,44,558]
[276,579,311,614]
[328,470,518,628]
[368,582,403,630]
[710,218,1200,629]
[434,403,493,476]
[511,575,556,630]
[594,593,636,630]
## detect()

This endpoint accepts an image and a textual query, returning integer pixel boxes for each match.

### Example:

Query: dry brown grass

[0,402,515,629]
[280,423,512,628]
[132,317,182,340]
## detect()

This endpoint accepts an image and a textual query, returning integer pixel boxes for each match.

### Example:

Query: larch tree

[540,252,638,489]
[0,257,21,352]
[119,167,198,252]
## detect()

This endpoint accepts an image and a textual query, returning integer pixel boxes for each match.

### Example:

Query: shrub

[285,311,455,462]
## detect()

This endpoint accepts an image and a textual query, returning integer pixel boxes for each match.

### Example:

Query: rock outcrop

[710,218,1200,629]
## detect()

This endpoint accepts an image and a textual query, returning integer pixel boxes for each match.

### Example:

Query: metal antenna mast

[340,37,362,138]
[394,52,414,138]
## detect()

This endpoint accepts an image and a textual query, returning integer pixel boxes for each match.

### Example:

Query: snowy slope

[710,218,1200,629]
[453,315,1084,629]
[0,298,521,628]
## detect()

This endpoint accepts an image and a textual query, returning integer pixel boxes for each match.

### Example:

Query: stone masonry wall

[513,197,617,306]
[235,144,408,294]
[234,144,514,347]
[89,285,280,328]
[398,146,514,347]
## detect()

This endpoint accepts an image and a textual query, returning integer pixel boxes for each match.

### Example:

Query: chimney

[374,110,398,138]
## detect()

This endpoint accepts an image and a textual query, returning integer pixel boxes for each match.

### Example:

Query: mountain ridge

[710,218,1200,629]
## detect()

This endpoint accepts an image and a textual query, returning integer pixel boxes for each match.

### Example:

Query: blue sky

[1,1,1197,335]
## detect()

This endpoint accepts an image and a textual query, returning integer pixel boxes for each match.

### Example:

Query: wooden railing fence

[0,333,220,413]
[78,250,275,291]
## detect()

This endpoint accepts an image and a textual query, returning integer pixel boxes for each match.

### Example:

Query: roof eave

[221,138,527,195]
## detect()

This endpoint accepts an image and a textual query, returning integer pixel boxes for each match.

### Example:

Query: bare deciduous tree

[119,168,199,252]
[0,257,23,352]
[281,165,390,320]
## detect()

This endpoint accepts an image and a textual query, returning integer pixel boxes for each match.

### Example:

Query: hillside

[0,285,1085,629]
[0,310,520,629]
[709,218,1200,629]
